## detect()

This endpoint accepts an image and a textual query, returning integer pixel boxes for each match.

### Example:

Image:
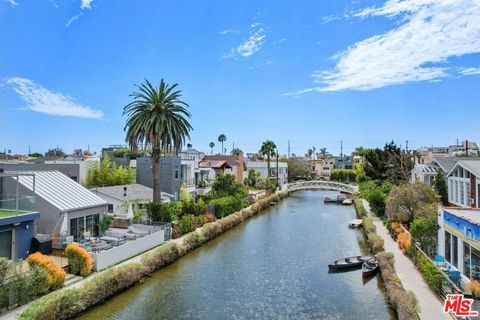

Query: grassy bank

[354,199,419,320]
[19,191,288,320]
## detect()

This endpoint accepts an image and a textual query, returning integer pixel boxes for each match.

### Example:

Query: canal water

[79,190,395,319]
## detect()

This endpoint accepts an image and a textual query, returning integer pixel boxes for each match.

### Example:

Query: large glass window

[460,182,465,205]
[445,231,451,263]
[464,242,472,278]
[453,234,458,267]
[0,229,13,260]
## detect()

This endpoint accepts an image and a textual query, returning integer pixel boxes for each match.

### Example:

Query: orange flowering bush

[27,252,65,290]
[397,232,412,251]
[469,280,480,296]
[65,243,94,277]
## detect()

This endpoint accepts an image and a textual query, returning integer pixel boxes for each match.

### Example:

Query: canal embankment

[15,191,289,320]
[358,199,450,320]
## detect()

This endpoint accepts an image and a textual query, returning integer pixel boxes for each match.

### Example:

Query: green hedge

[210,196,244,218]
[407,246,443,293]
[354,199,367,218]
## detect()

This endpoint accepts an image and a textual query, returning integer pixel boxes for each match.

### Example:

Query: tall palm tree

[218,134,227,155]
[209,142,215,155]
[307,149,313,159]
[259,140,277,177]
[123,79,192,202]
[319,147,327,158]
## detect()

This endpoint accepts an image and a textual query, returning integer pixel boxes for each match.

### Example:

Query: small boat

[328,256,371,270]
[362,257,379,276]
[348,219,363,228]
[342,199,353,205]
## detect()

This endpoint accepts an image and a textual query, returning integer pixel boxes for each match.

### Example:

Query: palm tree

[209,142,215,155]
[307,149,313,159]
[218,134,227,155]
[259,140,277,177]
[123,79,192,202]
[319,147,327,158]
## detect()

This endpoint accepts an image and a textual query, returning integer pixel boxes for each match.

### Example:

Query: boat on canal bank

[328,255,371,270]
[362,257,380,277]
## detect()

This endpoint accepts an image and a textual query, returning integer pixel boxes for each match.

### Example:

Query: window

[453,234,458,267]
[175,169,179,179]
[445,231,451,263]
[460,182,464,205]
[464,242,472,278]
[107,204,114,213]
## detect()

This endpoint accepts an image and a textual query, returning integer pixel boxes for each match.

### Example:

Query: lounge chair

[128,226,149,237]
[449,271,461,287]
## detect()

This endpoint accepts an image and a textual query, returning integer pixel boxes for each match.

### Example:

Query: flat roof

[445,207,480,225]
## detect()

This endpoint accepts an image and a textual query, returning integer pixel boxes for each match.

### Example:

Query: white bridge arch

[284,180,358,194]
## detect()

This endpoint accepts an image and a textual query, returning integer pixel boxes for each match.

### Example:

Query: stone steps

[65,273,83,287]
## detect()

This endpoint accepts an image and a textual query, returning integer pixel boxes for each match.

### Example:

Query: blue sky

[1,0,479,156]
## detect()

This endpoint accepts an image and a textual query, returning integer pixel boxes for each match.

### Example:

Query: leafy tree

[209,142,215,155]
[410,216,438,254]
[123,79,192,202]
[86,154,135,187]
[433,171,449,205]
[259,140,277,177]
[28,152,43,158]
[359,180,393,216]
[319,147,328,158]
[283,158,309,181]
[385,182,439,223]
[364,141,413,183]
[231,147,243,156]
[245,168,259,187]
[218,134,227,154]
[210,173,246,198]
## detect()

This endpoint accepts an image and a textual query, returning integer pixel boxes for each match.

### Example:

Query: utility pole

[276,149,279,186]
[405,140,409,152]
[466,139,469,157]
[288,140,290,159]
[28,146,31,156]
[232,141,235,152]
[340,141,343,158]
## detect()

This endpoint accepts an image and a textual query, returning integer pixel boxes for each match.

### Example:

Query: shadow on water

[79,190,397,320]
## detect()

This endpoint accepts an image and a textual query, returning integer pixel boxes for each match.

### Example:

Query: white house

[411,163,438,186]
[91,184,173,216]
[245,160,288,186]
[446,160,480,208]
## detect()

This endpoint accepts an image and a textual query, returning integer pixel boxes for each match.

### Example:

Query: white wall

[92,229,164,271]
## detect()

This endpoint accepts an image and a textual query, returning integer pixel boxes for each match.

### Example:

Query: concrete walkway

[362,200,450,320]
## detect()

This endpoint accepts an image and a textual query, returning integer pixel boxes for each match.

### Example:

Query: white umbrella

[127,203,134,220]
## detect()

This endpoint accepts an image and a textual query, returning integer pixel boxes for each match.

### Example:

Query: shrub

[415,250,443,293]
[204,212,216,223]
[469,280,480,297]
[368,234,385,253]
[147,201,182,222]
[99,215,113,232]
[171,224,182,239]
[182,232,203,251]
[362,216,376,234]
[376,252,419,320]
[354,199,367,218]
[27,252,66,290]
[19,288,84,320]
[210,196,244,218]
[199,222,222,241]
[397,233,411,252]
[1,265,49,309]
[177,214,196,235]
[141,242,180,274]
[65,243,94,277]
[194,215,207,227]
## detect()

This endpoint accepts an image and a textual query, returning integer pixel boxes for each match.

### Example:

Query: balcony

[0,173,37,220]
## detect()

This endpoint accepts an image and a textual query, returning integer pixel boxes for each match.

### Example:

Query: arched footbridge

[284,180,358,194]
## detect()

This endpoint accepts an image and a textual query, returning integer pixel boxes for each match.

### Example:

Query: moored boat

[328,255,371,270]
[362,257,379,276]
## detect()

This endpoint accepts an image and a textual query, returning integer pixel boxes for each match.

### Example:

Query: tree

[307,149,313,159]
[319,148,328,158]
[209,142,215,155]
[364,141,413,183]
[123,79,192,202]
[210,173,246,198]
[385,182,439,223]
[86,154,135,187]
[410,216,438,255]
[218,134,227,155]
[359,180,393,216]
[434,171,449,205]
[45,147,65,158]
[259,140,277,178]
[29,152,43,158]
[284,158,309,181]
[231,148,242,156]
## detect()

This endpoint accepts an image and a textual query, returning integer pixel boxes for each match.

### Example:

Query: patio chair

[435,255,446,263]
[128,226,149,237]
[449,271,461,287]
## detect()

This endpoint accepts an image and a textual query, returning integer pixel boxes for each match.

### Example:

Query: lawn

[0,210,21,218]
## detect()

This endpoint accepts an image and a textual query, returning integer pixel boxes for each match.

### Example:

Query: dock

[348,219,363,228]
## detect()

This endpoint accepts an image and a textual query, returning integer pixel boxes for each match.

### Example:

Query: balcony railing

[0,172,37,219]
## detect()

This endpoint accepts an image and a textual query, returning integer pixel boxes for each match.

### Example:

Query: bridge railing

[285,180,358,194]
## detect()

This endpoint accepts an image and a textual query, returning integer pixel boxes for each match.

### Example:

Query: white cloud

[219,29,238,35]
[459,67,480,76]
[292,0,480,94]
[222,23,266,59]
[65,13,82,27]
[80,0,93,9]
[5,0,18,6]
[6,77,104,119]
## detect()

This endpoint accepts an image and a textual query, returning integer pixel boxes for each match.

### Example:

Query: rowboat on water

[362,257,379,277]
[328,256,372,270]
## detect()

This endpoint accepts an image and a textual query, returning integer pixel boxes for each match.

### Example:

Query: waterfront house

[0,172,39,261]
[0,161,81,183]
[446,159,480,208]
[202,154,244,183]
[136,156,182,201]
[91,183,173,216]
[438,207,480,283]
[198,159,233,181]
[1,170,107,242]
[245,160,288,186]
